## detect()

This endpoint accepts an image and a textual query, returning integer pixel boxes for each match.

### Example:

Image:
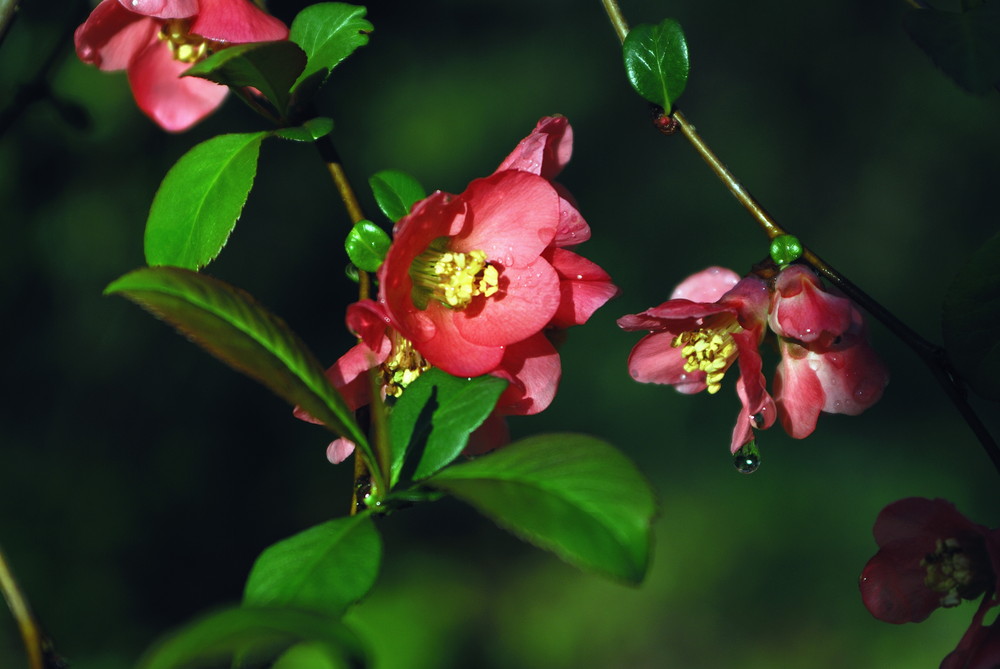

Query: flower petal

[75,0,159,71]
[773,339,825,439]
[127,41,228,131]
[326,438,356,465]
[669,266,741,302]
[627,331,706,393]
[770,264,853,345]
[190,0,289,42]
[546,247,619,328]
[117,0,197,19]
[492,333,561,415]
[493,115,572,180]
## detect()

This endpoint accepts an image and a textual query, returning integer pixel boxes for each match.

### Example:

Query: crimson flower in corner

[860,497,1000,669]
[75,0,288,131]
[617,266,775,453]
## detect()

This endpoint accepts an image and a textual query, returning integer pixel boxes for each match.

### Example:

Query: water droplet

[575,274,584,280]
[750,412,764,428]
[733,441,761,474]
[808,358,821,371]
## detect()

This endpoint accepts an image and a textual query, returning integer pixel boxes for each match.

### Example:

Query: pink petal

[326,438,356,464]
[493,115,572,180]
[546,248,619,328]
[627,331,706,393]
[403,305,505,377]
[942,596,1000,669]
[770,265,852,344]
[859,546,943,624]
[190,0,288,43]
[492,333,561,415]
[454,258,560,347]
[670,266,741,302]
[127,41,228,131]
[345,299,394,354]
[75,0,159,70]
[773,339,825,439]
[464,412,510,456]
[117,0,197,19]
[551,183,591,246]
[454,171,559,265]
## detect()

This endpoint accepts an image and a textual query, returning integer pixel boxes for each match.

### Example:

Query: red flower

[75,0,288,131]
[617,266,774,453]
[378,117,617,379]
[770,265,888,439]
[860,498,1000,669]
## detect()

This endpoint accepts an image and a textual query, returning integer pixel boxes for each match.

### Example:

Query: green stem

[0,544,63,669]
[600,0,1000,475]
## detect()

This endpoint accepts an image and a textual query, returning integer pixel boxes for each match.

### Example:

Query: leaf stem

[0,544,62,669]
[600,0,1000,475]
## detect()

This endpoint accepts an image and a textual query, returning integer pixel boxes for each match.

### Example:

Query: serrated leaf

[345,220,391,272]
[904,3,1000,94]
[244,514,381,618]
[622,19,690,113]
[943,231,1000,399]
[368,169,427,223]
[388,369,507,486]
[290,3,373,92]
[184,41,307,115]
[105,267,370,454]
[136,606,364,669]
[426,433,657,584]
[144,132,267,270]
[275,117,335,142]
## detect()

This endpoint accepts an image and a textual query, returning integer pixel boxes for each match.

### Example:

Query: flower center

[672,324,740,394]
[381,331,430,398]
[921,537,989,607]
[409,239,499,310]
[158,20,219,64]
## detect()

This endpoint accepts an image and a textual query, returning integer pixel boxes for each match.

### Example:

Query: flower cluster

[618,264,888,453]
[860,498,1000,669]
[75,0,288,131]
[301,117,618,464]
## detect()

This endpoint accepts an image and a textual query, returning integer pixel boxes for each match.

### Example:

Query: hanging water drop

[733,440,761,474]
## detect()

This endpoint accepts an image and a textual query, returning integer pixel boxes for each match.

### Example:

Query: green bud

[770,235,803,267]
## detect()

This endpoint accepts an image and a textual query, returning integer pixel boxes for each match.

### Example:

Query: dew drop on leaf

[734,440,761,474]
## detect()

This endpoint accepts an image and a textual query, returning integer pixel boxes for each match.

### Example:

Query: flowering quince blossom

[617,266,775,453]
[618,263,888,452]
[378,116,618,380]
[859,497,1000,669]
[74,0,288,131]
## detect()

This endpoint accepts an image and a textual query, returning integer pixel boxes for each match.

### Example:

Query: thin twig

[0,544,62,669]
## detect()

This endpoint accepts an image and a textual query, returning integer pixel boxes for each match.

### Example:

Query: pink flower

[859,498,1000,669]
[378,117,617,379]
[617,266,774,453]
[74,0,288,131]
[770,265,888,439]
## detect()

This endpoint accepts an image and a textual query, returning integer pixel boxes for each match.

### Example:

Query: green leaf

[244,514,382,618]
[345,220,391,272]
[904,2,1000,94]
[144,132,267,270]
[426,433,657,584]
[272,642,352,669]
[105,267,370,452]
[183,41,307,115]
[622,19,690,113]
[274,117,335,142]
[368,169,427,223]
[943,231,1000,400]
[388,369,507,486]
[290,3,373,92]
[136,606,365,669]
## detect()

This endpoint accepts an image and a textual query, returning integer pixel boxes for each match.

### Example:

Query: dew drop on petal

[808,358,821,371]
[733,440,761,474]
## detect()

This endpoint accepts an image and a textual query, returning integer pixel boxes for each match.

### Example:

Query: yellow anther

[411,240,500,310]
[158,20,218,64]
[672,323,741,393]
[382,332,430,398]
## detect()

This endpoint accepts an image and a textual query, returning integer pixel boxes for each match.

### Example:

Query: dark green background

[2,0,999,667]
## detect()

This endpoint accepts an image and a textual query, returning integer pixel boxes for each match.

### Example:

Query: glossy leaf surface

[622,18,689,113]
[426,433,657,584]
[183,41,307,115]
[244,514,382,618]
[290,3,373,91]
[105,268,368,449]
[369,169,427,223]
[388,369,507,485]
[943,231,1000,399]
[345,220,391,272]
[137,606,363,669]
[144,132,267,270]
[275,117,335,142]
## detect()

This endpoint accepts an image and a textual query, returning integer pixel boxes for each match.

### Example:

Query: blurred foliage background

[2,0,999,667]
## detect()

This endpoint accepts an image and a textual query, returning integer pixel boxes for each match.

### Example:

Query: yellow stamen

[381,331,430,398]
[672,323,740,394]
[158,20,219,64]
[410,239,500,310]
[921,538,984,607]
